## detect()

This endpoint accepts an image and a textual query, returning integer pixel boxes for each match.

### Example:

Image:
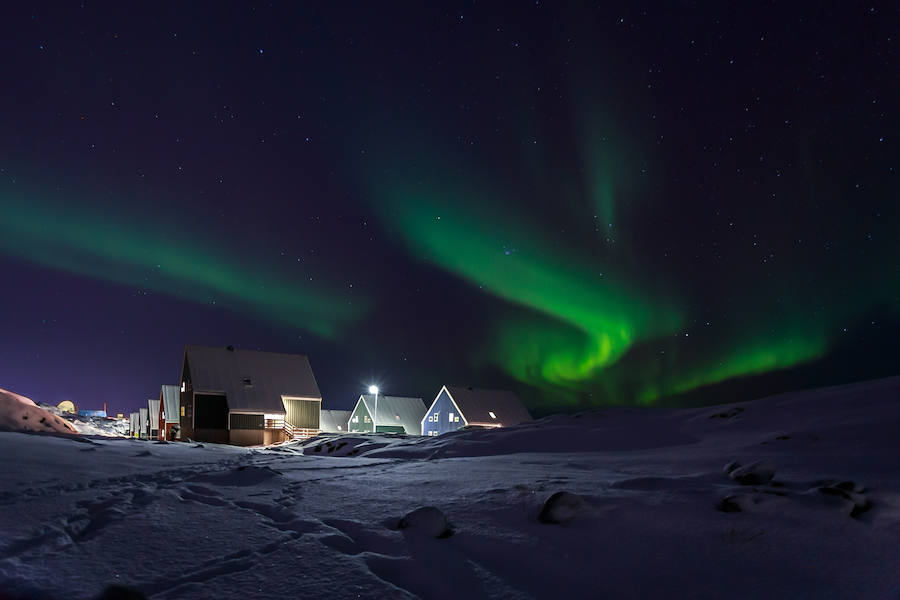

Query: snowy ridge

[0,388,78,435]
[0,376,898,599]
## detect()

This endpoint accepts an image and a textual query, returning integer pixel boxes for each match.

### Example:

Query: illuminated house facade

[178,345,323,446]
[421,386,532,437]
[348,394,426,434]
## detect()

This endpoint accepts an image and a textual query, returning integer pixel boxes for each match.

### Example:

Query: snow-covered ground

[1,377,899,599]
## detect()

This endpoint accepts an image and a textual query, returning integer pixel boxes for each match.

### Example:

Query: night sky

[1,3,897,416]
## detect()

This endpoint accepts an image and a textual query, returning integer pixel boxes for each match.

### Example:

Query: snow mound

[0,388,77,435]
[189,465,282,487]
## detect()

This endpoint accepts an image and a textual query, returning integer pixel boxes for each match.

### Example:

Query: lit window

[180,406,185,417]
[353,416,359,423]
[433,413,439,420]
[396,414,401,420]
[428,416,433,422]
[455,416,460,422]
[489,411,497,419]
[337,426,342,431]
[181,382,186,392]
[448,412,454,422]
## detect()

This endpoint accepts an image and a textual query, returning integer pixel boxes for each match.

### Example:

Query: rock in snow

[728,460,775,485]
[397,506,453,538]
[538,491,585,524]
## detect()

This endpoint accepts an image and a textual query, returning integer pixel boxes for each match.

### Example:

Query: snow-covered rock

[0,388,77,435]
[728,460,776,485]
[396,506,452,538]
[537,491,585,524]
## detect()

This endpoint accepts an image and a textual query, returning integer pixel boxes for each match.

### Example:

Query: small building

[138,407,149,438]
[158,384,180,440]
[319,409,352,433]
[148,399,160,439]
[129,411,139,437]
[57,400,76,414]
[348,394,426,434]
[78,409,108,418]
[178,345,323,446]
[421,386,532,437]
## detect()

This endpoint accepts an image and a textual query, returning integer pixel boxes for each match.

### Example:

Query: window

[353,416,359,423]
[428,416,433,422]
[180,406,185,417]
[489,411,497,419]
[181,382,186,392]
[242,377,252,387]
[448,412,454,422]
[455,416,460,422]
[337,426,342,431]
[433,413,439,420]
[364,415,370,423]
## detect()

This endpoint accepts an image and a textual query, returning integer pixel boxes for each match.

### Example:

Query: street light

[368,385,379,433]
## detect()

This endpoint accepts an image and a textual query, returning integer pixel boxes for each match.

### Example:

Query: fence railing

[283,424,321,441]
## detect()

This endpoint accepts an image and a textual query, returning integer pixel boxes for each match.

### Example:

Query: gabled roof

[357,394,426,434]
[184,345,321,414]
[443,386,532,427]
[147,400,160,429]
[160,385,180,424]
[138,407,148,428]
[319,409,351,432]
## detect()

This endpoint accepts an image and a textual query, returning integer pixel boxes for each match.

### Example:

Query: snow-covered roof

[160,385,180,424]
[443,386,532,427]
[148,399,160,430]
[320,409,351,432]
[184,345,321,414]
[357,394,426,434]
[138,407,148,429]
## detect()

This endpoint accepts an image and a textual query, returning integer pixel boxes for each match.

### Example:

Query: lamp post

[368,385,379,433]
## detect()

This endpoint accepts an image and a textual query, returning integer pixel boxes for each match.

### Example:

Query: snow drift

[0,376,898,599]
[0,388,77,435]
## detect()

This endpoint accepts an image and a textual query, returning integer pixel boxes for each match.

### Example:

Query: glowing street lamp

[368,385,379,433]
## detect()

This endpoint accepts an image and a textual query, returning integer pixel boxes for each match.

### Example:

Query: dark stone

[94,585,147,600]
[716,495,742,513]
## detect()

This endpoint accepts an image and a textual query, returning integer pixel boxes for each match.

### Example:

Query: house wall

[348,400,373,433]
[422,389,464,436]
[193,428,229,444]
[283,398,320,429]
[229,429,263,446]
[179,358,194,441]
[263,429,285,445]
[161,422,178,441]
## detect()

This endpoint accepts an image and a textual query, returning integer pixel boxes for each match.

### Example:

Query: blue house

[421,386,533,436]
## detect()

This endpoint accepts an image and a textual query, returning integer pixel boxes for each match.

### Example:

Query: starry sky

[0,2,897,416]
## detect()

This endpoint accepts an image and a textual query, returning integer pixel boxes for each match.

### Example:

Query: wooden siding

[283,397,320,429]
[230,413,264,430]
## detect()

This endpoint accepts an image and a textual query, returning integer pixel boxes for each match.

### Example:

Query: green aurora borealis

[361,123,897,407]
[0,190,363,339]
